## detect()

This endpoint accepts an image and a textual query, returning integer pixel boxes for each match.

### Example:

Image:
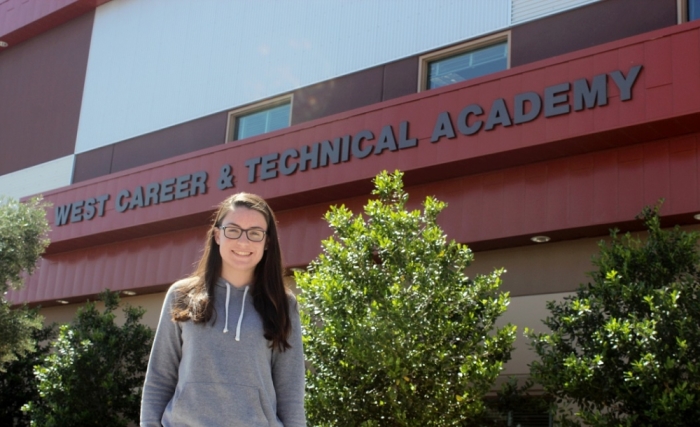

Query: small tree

[296,170,516,426]
[22,290,154,427]
[0,196,50,370]
[527,204,700,426]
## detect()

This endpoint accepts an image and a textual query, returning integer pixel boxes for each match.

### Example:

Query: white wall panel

[512,0,600,24]
[0,155,74,200]
[75,0,510,153]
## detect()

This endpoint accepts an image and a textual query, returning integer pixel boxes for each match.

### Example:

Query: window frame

[225,94,293,143]
[418,31,511,92]
[678,0,687,23]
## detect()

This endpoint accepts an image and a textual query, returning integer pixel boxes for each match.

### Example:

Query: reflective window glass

[235,102,291,140]
[428,42,508,90]
[690,0,700,21]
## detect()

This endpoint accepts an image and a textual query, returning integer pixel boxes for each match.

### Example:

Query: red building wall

[11,20,700,306]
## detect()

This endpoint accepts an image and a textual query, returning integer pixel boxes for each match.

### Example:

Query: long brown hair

[171,192,292,351]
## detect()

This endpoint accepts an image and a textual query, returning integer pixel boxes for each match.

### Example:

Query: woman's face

[214,206,268,285]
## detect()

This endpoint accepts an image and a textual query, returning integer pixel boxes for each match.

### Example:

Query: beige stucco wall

[468,236,602,296]
[40,291,167,330]
[498,291,572,377]
[37,224,700,384]
[36,234,603,380]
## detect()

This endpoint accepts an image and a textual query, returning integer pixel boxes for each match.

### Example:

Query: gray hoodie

[140,278,306,427]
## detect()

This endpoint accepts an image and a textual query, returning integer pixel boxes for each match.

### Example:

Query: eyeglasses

[218,226,267,242]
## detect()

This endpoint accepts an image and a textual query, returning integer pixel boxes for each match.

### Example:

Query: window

[227,96,292,142]
[679,0,700,22]
[427,42,508,89]
[419,32,509,91]
[690,0,700,21]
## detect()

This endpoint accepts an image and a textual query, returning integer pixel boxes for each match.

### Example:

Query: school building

[2,0,700,397]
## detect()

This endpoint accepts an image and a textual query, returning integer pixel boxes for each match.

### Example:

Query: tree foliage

[22,290,154,427]
[296,170,516,426]
[0,319,56,427]
[475,378,553,426]
[0,196,50,294]
[0,196,50,369]
[527,204,700,426]
[0,304,43,371]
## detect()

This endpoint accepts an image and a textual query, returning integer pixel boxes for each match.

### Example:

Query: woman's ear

[213,228,221,245]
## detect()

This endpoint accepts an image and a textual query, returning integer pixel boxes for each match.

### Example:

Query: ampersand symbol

[217,164,234,190]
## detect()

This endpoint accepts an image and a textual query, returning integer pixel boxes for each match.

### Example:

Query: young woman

[140,193,306,427]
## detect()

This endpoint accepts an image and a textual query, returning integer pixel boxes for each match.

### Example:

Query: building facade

[2,0,700,389]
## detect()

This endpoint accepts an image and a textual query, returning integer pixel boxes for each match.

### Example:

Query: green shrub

[297,170,516,426]
[0,319,55,427]
[527,204,700,426]
[22,290,154,427]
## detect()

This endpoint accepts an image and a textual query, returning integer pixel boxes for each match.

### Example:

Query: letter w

[55,204,71,226]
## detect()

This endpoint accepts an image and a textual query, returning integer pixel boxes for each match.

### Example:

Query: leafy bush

[22,290,154,427]
[476,378,553,426]
[527,204,700,426]
[0,319,55,427]
[297,170,516,426]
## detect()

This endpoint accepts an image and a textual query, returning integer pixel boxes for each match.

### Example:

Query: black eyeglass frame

[218,225,267,242]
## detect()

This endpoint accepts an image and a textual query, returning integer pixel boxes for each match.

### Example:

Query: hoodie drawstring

[222,283,249,341]
[235,286,249,341]
[223,283,231,333]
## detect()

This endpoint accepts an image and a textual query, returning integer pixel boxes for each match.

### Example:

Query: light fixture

[0,41,8,48]
[56,300,69,305]
[694,213,700,221]
[122,290,137,296]
[530,235,551,243]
